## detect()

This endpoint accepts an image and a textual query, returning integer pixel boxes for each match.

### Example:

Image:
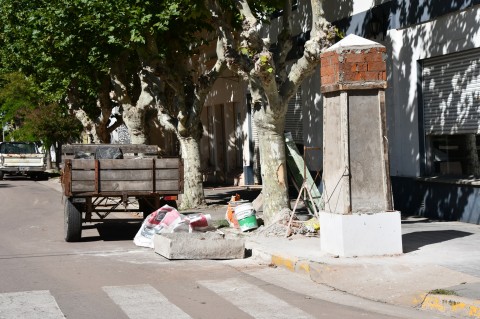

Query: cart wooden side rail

[62,143,160,159]
[61,144,183,242]
[62,158,183,196]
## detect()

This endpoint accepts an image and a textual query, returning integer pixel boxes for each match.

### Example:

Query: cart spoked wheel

[64,198,82,242]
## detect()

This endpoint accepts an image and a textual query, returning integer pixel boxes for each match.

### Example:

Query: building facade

[202,1,480,224]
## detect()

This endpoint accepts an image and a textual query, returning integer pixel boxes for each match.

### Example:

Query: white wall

[202,69,249,182]
[205,69,247,106]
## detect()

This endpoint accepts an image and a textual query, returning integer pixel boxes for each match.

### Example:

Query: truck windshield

[0,143,38,154]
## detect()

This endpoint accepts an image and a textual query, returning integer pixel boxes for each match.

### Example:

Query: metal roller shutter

[422,48,480,135]
[285,88,304,144]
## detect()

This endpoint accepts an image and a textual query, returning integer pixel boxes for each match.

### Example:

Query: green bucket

[234,203,258,232]
[237,214,258,232]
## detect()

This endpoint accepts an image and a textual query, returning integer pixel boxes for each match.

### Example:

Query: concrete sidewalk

[40,179,480,318]
[183,185,480,318]
[188,185,480,318]
[245,219,480,318]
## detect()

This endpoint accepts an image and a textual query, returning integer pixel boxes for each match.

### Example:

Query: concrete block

[320,211,403,257]
[154,232,245,260]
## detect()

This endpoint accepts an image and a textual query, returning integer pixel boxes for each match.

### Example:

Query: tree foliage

[18,103,83,145]
[0,71,82,146]
[0,73,39,125]
[0,0,334,219]
[0,0,232,208]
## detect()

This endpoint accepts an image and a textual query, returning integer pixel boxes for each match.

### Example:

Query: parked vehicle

[0,142,47,180]
[61,144,183,242]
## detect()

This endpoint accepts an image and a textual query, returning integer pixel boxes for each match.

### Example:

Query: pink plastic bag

[134,205,181,248]
[133,205,213,248]
[188,214,211,231]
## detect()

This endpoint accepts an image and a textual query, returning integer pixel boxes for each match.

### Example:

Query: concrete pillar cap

[326,34,382,52]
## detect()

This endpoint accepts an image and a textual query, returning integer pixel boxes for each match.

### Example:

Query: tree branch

[106,113,123,134]
[110,51,133,107]
[281,0,335,102]
[197,34,227,101]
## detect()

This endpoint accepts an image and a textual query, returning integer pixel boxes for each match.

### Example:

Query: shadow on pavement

[80,222,142,242]
[0,183,16,188]
[204,187,262,205]
[402,230,473,253]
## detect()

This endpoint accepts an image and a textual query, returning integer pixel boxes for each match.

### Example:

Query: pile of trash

[134,205,213,248]
[284,216,320,236]
[225,194,259,232]
[225,193,319,237]
[255,208,320,237]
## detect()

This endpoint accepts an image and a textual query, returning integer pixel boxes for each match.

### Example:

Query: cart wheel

[64,199,82,242]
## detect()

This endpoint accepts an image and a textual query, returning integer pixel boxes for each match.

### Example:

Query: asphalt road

[0,176,434,319]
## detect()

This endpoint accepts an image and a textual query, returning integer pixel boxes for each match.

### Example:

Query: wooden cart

[61,144,183,242]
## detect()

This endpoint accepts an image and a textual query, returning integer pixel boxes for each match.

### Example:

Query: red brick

[321,51,338,66]
[321,75,334,85]
[331,54,339,65]
[344,71,365,82]
[321,51,334,58]
[364,72,378,81]
[367,61,386,72]
[321,65,335,76]
[346,62,368,72]
[344,52,365,63]
[365,52,385,62]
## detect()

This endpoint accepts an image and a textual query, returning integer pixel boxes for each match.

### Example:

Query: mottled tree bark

[67,75,118,144]
[154,34,227,209]
[178,136,205,209]
[110,53,150,145]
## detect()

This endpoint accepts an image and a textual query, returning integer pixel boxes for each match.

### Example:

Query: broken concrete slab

[154,232,245,260]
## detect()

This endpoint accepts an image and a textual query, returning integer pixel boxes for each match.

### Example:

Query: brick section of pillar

[320,47,387,93]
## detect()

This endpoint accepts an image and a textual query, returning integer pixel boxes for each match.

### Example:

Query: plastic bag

[133,205,212,248]
[133,205,178,248]
[304,217,320,232]
[94,147,123,159]
[188,213,212,231]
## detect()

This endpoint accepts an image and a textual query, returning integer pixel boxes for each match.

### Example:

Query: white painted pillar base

[320,211,403,257]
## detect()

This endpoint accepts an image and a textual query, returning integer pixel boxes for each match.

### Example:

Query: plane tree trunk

[209,0,335,224]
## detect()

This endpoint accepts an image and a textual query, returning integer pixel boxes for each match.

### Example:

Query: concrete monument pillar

[319,34,402,257]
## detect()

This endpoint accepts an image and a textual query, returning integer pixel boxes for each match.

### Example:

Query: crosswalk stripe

[103,284,192,319]
[199,278,315,319]
[0,290,65,319]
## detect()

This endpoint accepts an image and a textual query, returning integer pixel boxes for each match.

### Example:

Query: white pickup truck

[0,142,47,180]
